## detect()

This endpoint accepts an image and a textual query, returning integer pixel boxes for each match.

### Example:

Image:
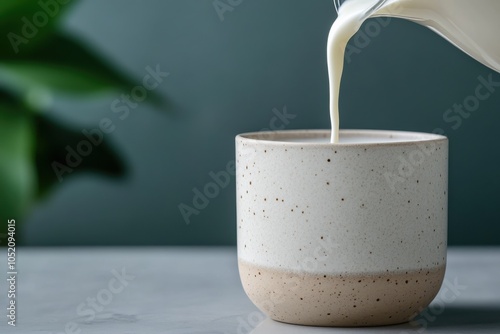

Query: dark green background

[22,0,500,245]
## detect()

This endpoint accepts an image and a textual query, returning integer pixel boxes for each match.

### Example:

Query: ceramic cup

[236,129,448,327]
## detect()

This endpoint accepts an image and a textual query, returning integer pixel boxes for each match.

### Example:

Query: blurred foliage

[0,1,139,243]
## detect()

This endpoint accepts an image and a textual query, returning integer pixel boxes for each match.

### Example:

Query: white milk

[328,0,500,143]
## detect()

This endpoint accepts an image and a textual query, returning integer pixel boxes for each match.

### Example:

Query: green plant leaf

[0,0,65,17]
[53,32,168,106]
[34,114,126,197]
[0,59,137,112]
[14,33,140,88]
[0,104,35,242]
[0,61,124,105]
[0,0,76,57]
[0,32,168,111]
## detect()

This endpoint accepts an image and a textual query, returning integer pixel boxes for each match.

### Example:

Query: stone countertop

[0,247,499,333]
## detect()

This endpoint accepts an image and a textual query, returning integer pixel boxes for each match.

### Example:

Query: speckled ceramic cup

[236,129,448,327]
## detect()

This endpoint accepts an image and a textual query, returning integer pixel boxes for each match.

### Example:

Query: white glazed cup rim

[236,129,447,147]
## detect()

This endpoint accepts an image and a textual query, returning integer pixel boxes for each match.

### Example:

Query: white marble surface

[0,247,499,333]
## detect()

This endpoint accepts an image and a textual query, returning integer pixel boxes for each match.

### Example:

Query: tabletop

[0,247,499,333]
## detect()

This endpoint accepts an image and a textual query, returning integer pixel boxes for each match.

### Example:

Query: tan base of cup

[239,260,445,327]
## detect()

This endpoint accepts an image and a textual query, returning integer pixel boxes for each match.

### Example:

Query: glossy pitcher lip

[360,0,388,20]
[335,0,387,18]
[333,0,344,13]
[236,129,448,148]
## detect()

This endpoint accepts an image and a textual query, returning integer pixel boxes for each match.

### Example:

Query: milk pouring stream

[328,0,500,143]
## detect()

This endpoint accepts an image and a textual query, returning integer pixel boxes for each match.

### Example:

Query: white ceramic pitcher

[336,0,500,72]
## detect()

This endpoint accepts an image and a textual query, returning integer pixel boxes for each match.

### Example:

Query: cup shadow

[250,305,500,334]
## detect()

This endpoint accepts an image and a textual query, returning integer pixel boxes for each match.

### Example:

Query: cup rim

[236,129,447,147]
